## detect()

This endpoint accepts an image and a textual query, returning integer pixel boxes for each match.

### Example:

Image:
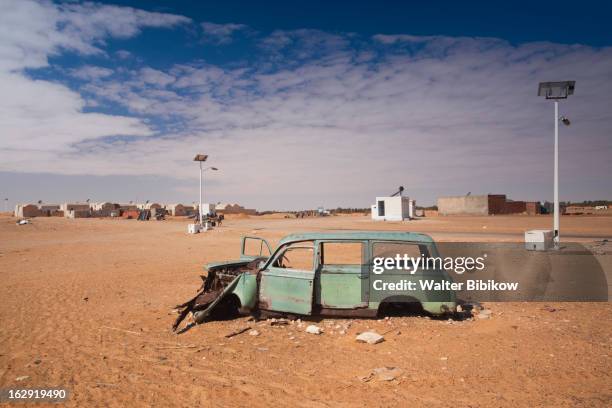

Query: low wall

[437,195,489,216]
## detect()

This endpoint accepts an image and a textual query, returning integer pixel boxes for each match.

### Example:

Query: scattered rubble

[305,325,322,335]
[248,329,260,336]
[476,309,492,319]
[15,376,30,381]
[269,318,290,326]
[356,331,385,344]
[359,367,403,382]
[224,326,252,338]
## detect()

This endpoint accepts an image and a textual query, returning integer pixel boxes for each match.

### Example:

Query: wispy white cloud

[115,49,131,59]
[0,0,189,163]
[70,65,114,80]
[201,21,248,44]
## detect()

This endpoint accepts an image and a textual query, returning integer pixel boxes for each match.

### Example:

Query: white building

[371,196,415,221]
[201,203,216,216]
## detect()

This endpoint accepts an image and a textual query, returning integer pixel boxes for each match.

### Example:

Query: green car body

[192,231,457,323]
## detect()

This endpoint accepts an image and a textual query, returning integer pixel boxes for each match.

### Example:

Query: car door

[240,236,272,261]
[315,240,368,309]
[258,240,315,315]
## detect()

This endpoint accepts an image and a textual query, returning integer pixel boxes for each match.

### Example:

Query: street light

[202,166,219,221]
[538,80,575,249]
[193,154,208,226]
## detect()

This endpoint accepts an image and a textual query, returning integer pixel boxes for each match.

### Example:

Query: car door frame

[257,240,316,315]
[240,236,272,261]
[314,239,370,310]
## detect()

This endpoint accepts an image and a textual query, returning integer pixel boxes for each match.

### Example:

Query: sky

[1,0,611,211]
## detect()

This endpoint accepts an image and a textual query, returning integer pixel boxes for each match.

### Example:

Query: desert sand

[1,214,611,407]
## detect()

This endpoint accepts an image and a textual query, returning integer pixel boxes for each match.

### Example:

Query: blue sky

[1,0,611,210]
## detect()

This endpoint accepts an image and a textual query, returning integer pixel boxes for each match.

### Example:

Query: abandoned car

[173,232,457,332]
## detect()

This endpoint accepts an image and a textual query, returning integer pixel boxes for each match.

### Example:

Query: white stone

[356,331,384,344]
[305,325,322,335]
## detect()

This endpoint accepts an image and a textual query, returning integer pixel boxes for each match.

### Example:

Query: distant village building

[60,203,91,218]
[136,202,162,210]
[182,205,196,216]
[201,203,216,216]
[66,209,91,218]
[215,203,257,215]
[14,204,40,218]
[437,194,541,216]
[37,204,61,216]
[167,204,186,216]
[61,203,90,212]
[91,202,118,217]
[119,203,138,212]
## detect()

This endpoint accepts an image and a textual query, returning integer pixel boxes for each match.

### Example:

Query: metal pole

[554,101,560,249]
[199,161,203,227]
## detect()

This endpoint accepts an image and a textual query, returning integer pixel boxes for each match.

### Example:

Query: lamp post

[193,154,208,226]
[202,166,219,221]
[538,81,575,249]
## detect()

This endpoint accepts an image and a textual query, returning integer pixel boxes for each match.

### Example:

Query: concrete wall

[525,202,542,215]
[437,195,489,216]
[66,209,90,218]
[487,195,507,214]
[503,201,527,214]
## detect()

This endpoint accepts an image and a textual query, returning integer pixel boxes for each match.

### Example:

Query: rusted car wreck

[173,232,457,332]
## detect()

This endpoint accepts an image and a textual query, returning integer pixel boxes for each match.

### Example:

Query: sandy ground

[1,214,611,407]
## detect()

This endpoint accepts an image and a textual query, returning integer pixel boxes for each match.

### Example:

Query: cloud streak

[201,21,248,44]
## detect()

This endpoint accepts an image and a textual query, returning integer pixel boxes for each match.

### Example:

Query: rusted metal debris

[173,258,264,333]
[172,271,223,332]
[224,326,252,338]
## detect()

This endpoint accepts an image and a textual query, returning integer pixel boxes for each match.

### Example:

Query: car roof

[278,231,434,246]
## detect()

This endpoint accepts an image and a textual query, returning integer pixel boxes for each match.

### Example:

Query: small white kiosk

[371,196,415,221]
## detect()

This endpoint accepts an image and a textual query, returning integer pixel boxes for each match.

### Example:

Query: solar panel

[538,81,576,99]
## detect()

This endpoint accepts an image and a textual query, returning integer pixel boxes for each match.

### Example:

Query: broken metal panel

[231,273,258,310]
[173,257,264,332]
[259,267,314,315]
[193,274,242,324]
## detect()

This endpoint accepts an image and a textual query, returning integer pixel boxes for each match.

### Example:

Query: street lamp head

[193,154,208,162]
[538,81,575,99]
[559,116,571,126]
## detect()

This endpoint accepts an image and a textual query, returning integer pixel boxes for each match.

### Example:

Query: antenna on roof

[390,186,404,197]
